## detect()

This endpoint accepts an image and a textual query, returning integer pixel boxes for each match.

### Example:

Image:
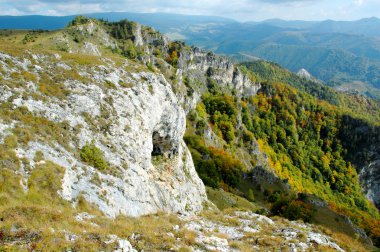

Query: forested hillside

[184,61,380,246]
[241,60,380,124]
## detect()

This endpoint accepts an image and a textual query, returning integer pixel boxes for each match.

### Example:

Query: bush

[271,196,315,223]
[68,16,91,27]
[28,161,65,201]
[203,94,237,118]
[80,141,109,171]
[4,134,17,149]
[184,135,243,189]
[268,191,281,203]
[246,189,255,202]
[122,39,137,59]
[242,129,254,143]
[165,41,182,67]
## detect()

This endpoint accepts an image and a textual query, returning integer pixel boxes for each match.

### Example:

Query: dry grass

[328,230,374,252]
[177,229,198,247]
[0,104,73,150]
[0,158,184,251]
[61,52,102,66]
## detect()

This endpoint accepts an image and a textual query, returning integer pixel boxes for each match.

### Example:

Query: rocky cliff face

[339,116,380,209]
[129,22,260,107]
[0,20,262,218]
[351,130,380,208]
[360,155,380,209]
[0,49,207,217]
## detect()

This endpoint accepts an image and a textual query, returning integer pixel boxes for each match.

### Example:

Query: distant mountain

[310,17,380,37]
[258,17,380,37]
[0,12,235,31]
[259,19,318,29]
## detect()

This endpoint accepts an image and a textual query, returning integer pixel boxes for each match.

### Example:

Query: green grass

[206,186,260,212]
[60,52,103,66]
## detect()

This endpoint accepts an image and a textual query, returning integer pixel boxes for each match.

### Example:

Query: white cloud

[355,0,364,6]
[0,0,378,21]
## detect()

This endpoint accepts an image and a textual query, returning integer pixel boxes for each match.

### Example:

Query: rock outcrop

[297,68,312,79]
[358,146,380,209]
[339,116,380,209]
[0,50,207,217]
[0,19,261,218]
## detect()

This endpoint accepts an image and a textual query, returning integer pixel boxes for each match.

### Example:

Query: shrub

[184,135,243,189]
[203,94,237,118]
[34,151,44,162]
[268,191,281,203]
[122,39,137,59]
[4,134,17,149]
[28,161,65,201]
[68,16,91,27]
[80,141,109,171]
[246,189,255,202]
[242,129,254,143]
[165,42,182,67]
[271,196,315,223]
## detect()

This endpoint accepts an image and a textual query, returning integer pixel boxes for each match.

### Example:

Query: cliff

[0,18,263,218]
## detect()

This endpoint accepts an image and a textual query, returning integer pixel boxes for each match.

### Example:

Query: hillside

[240,60,380,124]
[0,16,379,251]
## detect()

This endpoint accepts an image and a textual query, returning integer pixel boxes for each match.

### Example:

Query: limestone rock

[0,51,207,218]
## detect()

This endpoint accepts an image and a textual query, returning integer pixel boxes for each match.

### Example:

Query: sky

[0,0,379,22]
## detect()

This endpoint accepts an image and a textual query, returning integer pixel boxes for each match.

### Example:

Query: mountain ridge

[0,16,379,250]
[2,13,380,99]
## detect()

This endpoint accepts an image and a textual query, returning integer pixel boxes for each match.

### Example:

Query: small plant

[4,134,17,149]
[119,80,134,88]
[90,172,102,187]
[104,80,117,89]
[148,84,154,95]
[34,150,44,162]
[80,141,109,171]
[146,62,155,72]
[247,189,255,202]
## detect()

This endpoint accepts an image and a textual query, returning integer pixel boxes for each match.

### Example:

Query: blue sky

[0,0,379,21]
